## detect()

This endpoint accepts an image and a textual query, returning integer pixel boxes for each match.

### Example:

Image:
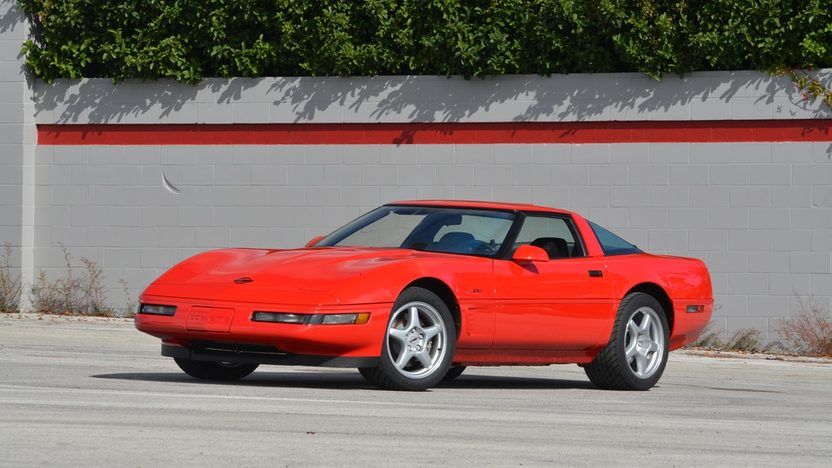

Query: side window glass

[434,214,512,246]
[588,221,641,256]
[513,216,584,259]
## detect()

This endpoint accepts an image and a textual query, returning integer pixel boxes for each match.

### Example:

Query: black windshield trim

[384,203,520,214]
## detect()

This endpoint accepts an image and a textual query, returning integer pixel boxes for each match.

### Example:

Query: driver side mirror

[305,235,325,248]
[512,245,549,263]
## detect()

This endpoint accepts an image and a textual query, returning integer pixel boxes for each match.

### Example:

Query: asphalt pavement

[1,313,830,467]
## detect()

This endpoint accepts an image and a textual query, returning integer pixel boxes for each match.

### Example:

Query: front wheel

[174,358,259,381]
[359,287,456,391]
[584,293,669,390]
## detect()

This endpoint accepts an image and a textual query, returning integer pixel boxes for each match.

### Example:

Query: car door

[492,214,615,350]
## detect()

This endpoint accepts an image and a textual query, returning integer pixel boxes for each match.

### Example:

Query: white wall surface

[36,140,832,342]
[33,72,832,125]
[2,0,831,342]
[0,0,35,309]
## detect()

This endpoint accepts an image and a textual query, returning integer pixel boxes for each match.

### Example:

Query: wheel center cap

[409,328,425,347]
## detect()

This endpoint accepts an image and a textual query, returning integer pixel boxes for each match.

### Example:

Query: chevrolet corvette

[136,200,713,391]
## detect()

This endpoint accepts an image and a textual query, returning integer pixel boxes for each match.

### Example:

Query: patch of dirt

[681,348,832,364]
[2,312,133,324]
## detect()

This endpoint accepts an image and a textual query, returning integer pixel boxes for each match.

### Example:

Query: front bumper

[135,294,391,359]
[162,342,378,368]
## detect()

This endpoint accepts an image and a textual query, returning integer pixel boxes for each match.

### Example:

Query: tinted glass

[589,221,642,255]
[512,216,583,259]
[318,206,515,258]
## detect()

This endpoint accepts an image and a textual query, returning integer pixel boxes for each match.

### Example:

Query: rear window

[588,221,641,256]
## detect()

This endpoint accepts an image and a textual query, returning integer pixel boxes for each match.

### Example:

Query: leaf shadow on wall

[31,71,832,152]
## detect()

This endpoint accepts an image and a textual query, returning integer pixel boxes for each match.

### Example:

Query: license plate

[186,307,235,333]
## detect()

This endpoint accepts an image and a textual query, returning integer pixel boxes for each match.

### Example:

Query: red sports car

[136,200,712,391]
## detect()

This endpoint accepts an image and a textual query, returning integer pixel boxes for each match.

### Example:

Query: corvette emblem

[234,277,253,284]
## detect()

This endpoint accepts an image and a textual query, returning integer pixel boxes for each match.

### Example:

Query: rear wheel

[584,293,668,391]
[359,287,455,391]
[174,358,259,381]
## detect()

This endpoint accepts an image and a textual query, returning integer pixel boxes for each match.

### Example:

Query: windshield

[317,206,516,258]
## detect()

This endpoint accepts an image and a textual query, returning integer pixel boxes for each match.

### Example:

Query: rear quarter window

[588,221,642,256]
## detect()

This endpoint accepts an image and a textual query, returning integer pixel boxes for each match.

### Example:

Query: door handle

[588,270,603,278]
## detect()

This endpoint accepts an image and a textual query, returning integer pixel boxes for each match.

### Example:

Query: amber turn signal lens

[320,313,371,325]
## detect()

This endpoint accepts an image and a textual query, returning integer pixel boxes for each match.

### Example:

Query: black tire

[357,367,381,386]
[174,358,259,381]
[442,366,467,382]
[359,287,456,391]
[584,292,669,391]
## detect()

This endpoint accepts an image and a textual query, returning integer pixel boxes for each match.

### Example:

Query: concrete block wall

[0,0,35,309]
[28,72,832,341]
[32,73,832,125]
[1,0,831,341]
[35,139,832,342]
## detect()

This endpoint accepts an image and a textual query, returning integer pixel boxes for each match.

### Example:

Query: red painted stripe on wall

[38,120,832,145]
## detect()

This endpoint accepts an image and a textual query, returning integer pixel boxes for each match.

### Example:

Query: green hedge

[19,0,832,82]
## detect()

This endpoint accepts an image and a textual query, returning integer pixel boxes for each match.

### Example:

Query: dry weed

[0,243,22,313]
[30,245,113,317]
[691,321,723,349]
[776,296,832,357]
[725,328,762,353]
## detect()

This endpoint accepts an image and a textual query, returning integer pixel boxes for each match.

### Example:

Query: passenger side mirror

[512,245,549,263]
[305,235,325,247]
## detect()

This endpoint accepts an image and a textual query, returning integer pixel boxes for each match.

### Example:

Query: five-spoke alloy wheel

[386,301,448,378]
[584,292,669,390]
[624,306,664,379]
[359,287,456,390]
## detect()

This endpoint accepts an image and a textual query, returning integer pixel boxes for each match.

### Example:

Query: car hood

[143,247,435,305]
